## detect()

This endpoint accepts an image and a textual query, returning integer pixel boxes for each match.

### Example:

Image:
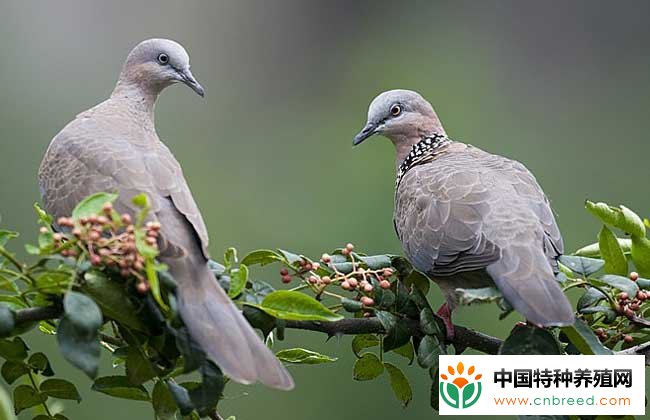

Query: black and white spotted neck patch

[396,133,451,187]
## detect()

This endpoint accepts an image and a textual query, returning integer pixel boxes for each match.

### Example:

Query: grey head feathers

[114,38,204,97]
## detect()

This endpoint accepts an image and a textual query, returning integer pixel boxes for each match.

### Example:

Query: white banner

[438,355,645,416]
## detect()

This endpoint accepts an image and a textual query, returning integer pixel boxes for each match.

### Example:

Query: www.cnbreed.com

[494,395,631,407]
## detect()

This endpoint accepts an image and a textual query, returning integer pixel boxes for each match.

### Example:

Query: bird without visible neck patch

[396,133,451,188]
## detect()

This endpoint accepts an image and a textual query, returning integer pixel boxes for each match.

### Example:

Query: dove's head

[353,90,445,149]
[117,38,204,97]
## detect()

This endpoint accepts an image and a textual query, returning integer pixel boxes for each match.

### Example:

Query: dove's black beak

[178,69,205,97]
[353,122,379,146]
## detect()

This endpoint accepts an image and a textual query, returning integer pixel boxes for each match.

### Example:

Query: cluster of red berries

[594,327,634,345]
[278,242,396,310]
[613,272,648,319]
[44,202,159,295]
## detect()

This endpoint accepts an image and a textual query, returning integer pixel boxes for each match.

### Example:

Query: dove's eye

[390,104,402,116]
[157,53,169,65]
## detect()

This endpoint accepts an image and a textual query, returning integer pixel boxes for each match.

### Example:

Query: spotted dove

[38,39,294,389]
[353,89,574,335]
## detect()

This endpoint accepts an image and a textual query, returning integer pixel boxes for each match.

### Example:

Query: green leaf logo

[438,362,482,409]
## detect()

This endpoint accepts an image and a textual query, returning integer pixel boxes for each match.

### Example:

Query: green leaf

[72,192,118,221]
[0,338,28,361]
[276,348,337,364]
[126,347,157,385]
[0,306,15,338]
[353,353,384,381]
[253,290,343,322]
[227,265,248,298]
[356,254,392,270]
[188,361,224,416]
[417,335,443,369]
[33,203,53,226]
[575,238,632,258]
[420,308,441,337]
[341,297,363,313]
[56,317,100,378]
[63,291,103,332]
[13,385,46,414]
[34,270,74,294]
[585,201,645,237]
[223,247,238,270]
[1,361,29,384]
[429,366,440,411]
[28,353,54,377]
[81,271,146,332]
[0,385,16,420]
[499,325,561,355]
[631,235,650,277]
[0,275,18,294]
[240,249,283,267]
[598,225,628,275]
[561,318,613,355]
[242,306,276,338]
[152,381,177,420]
[455,286,502,305]
[0,231,18,249]
[40,379,81,402]
[558,255,605,277]
[391,341,415,364]
[351,334,379,356]
[403,269,430,295]
[393,280,418,318]
[92,376,150,401]
[579,306,617,323]
[383,362,412,407]
[597,275,638,297]
[276,249,303,266]
[577,287,605,311]
[370,277,395,308]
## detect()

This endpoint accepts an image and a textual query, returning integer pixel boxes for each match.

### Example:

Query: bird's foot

[436,303,455,341]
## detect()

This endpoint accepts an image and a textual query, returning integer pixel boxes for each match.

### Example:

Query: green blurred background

[1,1,649,419]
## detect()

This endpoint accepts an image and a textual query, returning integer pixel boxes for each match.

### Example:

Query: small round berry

[623,335,634,344]
[120,268,130,277]
[88,231,101,241]
[321,276,332,284]
[347,278,358,289]
[304,263,313,271]
[629,271,639,281]
[595,328,605,336]
[133,261,144,271]
[53,233,63,242]
[72,228,82,238]
[39,227,49,234]
[311,262,320,271]
[624,307,635,318]
[383,268,394,277]
[341,249,350,256]
[618,292,629,300]
[630,302,640,311]
[341,281,351,290]
[102,202,113,214]
[363,312,371,318]
[380,280,391,289]
[90,255,102,266]
[61,249,70,257]
[308,276,318,284]
[89,215,99,225]
[80,217,89,225]
[363,283,373,293]
[136,281,150,294]
[281,275,292,284]
[121,214,132,225]
[637,290,645,300]
[99,248,110,257]
[97,215,109,225]
[145,237,157,246]
[346,243,354,252]
[280,268,289,276]
[321,253,331,263]
[360,296,374,307]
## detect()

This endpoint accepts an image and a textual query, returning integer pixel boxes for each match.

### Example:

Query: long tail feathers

[487,246,574,327]
[174,261,294,390]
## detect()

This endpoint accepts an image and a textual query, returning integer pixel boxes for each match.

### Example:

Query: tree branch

[285,317,503,355]
[15,305,503,355]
